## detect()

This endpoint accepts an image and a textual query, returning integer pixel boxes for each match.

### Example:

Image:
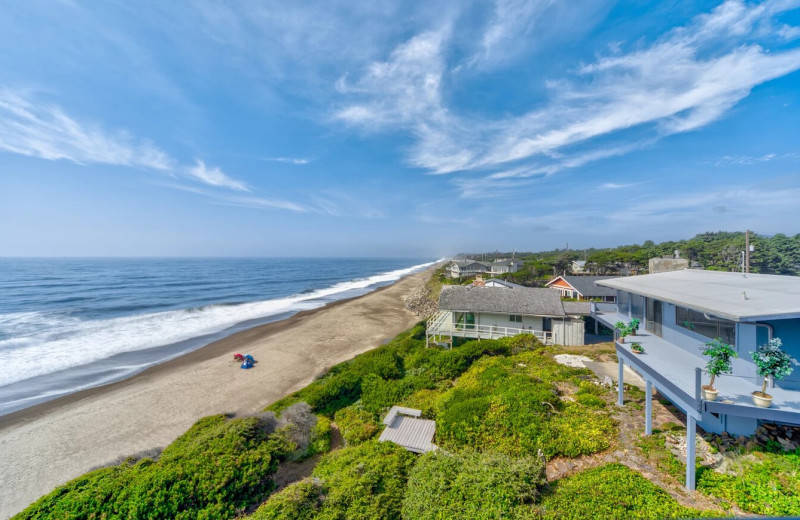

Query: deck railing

[427,311,553,343]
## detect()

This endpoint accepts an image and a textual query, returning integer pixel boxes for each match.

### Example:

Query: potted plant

[750,338,797,408]
[699,338,737,402]
[631,342,644,354]
[614,321,630,344]
[628,319,640,336]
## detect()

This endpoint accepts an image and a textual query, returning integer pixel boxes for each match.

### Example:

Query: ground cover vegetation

[638,430,800,516]
[14,414,297,519]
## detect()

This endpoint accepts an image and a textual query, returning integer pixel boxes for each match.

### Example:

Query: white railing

[427,312,553,343]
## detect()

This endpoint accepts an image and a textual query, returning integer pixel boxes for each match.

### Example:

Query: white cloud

[268,157,312,165]
[0,88,174,171]
[334,0,800,196]
[187,160,249,191]
[599,182,640,190]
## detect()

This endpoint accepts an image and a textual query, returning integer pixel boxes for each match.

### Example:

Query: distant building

[546,275,618,302]
[484,278,525,289]
[649,250,690,273]
[427,285,589,346]
[571,260,587,274]
[446,258,521,279]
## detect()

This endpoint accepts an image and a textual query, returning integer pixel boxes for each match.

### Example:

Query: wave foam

[0,260,438,387]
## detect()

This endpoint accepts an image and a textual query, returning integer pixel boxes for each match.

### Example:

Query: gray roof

[596,270,800,322]
[450,259,491,268]
[439,285,566,316]
[491,259,519,266]
[562,301,592,316]
[485,278,525,289]
[548,276,618,297]
[378,406,436,454]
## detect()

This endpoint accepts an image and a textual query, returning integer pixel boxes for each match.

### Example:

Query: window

[675,306,735,345]
[631,295,644,318]
[509,315,523,323]
[618,291,630,314]
[543,318,552,331]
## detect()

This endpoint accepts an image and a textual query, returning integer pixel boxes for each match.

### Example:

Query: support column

[617,359,624,406]
[645,379,653,435]
[686,415,696,490]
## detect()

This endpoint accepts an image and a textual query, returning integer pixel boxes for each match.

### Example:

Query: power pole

[745,230,750,273]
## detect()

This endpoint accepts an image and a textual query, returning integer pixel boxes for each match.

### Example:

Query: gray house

[427,285,588,346]
[592,269,800,490]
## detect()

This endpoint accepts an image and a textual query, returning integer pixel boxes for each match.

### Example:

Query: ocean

[0,257,437,415]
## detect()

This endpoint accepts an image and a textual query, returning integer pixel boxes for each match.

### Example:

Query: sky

[1,0,800,257]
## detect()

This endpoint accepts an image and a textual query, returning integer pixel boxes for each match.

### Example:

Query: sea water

[0,257,437,415]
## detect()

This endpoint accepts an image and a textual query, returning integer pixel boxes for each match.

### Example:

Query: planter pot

[752,392,773,408]
[701,387,718,401]
[632,349,643,354]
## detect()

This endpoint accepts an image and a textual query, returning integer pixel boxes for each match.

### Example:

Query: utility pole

[745,230,750,273]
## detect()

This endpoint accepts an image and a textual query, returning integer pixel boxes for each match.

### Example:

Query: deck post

[617,358,624,406]
[686,415,696,490]
[694,367,702,411]
[645,379,653,435]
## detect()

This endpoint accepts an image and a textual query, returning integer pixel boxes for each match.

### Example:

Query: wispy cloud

[599,182,641,190]
[334,0,800,196]
[157,182,308,212]
[267,157,313,165]
[708,152,800,166]
[0,88,252,193]
[188,160,249,191]
[0,88,173,171]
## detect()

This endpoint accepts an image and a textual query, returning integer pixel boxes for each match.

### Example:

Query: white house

[427,285,589,346]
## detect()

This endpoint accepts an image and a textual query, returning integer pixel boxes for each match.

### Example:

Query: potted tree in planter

[631,342,644,354]
[699,338,737,401]
[750,338,797,408]
[628,319,640,336]
[614,321,630,344]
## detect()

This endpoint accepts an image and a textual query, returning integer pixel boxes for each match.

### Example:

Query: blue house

[592,270,800,489]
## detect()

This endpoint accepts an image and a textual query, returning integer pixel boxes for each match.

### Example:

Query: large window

[675,306,735,345]
[618,291,630,314]
[509,315,522,323]
[631,295,644,319]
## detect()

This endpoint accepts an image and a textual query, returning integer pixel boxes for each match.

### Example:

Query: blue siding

[764,318,800,390]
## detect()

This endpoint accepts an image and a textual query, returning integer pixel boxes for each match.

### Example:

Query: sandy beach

[0,268,433,519]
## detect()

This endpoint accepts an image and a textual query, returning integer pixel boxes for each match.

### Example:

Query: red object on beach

[233,353,244,362]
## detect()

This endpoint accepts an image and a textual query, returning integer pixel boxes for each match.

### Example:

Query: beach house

[446,259,521,279]
[427,285,589,346]
[545,275,618,302]
[591,269,800,489]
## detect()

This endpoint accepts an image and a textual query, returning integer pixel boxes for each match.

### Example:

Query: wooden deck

[426,311,552,343]
[378,406,436,454]
[596,311,800,424]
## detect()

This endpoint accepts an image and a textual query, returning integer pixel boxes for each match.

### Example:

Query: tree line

[463,231,800,285]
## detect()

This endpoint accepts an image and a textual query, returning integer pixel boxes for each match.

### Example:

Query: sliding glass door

[645,298,662,336]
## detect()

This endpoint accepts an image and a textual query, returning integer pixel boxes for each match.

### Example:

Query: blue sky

[1,0,799,257]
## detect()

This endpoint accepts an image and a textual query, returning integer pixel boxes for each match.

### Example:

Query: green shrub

[537,463,713,519]
[307,416,332,457]
[402,450,545,519]
[250,479,324,520]
[435,353,615,458]
[313,440,416,519]
[15,414,294,520]
[697,449,800,516]
[334,407,380,445]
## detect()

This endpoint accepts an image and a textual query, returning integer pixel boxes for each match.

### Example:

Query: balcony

[426,311,553,344]
[595,311,800,424]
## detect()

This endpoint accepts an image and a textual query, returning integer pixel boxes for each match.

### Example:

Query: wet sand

[0,268,432,518]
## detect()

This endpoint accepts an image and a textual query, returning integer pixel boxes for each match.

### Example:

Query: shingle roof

[548,275,618,297]
[596,270,800,322]
[439,285,566,316]
[451,260,492,268]
[562,301,592,316]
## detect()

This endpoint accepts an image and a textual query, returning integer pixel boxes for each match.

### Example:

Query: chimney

[473,275,486,287]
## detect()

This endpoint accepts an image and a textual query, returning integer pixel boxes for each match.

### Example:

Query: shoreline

[0,266,437,519]
[0,279,396,431]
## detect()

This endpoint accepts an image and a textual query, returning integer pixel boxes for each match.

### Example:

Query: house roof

[485,278,525,289]
[596,270,800,322]
[491,259,518,266]
[378,406,436,454]
[439,285,566,316]
[450,259,491,268]
[546,275,618,297]
[562,301,592,316]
